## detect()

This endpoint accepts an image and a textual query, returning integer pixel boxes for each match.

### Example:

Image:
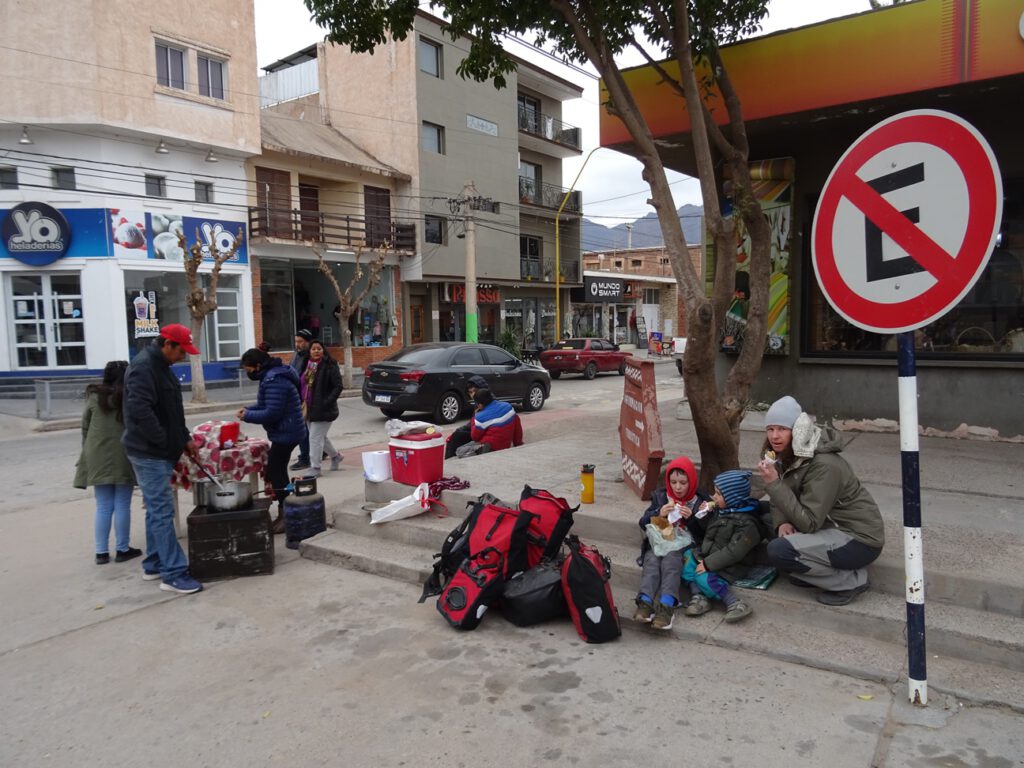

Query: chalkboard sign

[635,315,647,343]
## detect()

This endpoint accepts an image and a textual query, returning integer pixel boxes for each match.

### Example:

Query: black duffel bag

[500,559,567,627]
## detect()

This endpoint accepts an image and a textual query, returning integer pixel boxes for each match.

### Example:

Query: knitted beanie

[714,470,752,510]
[764,395,802,429]
[295,329,314,342]
[468,375,488,390]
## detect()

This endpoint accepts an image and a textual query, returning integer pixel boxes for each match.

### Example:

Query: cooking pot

[198,479,253,512]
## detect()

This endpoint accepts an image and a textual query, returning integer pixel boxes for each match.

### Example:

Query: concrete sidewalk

[301,394,1024,710]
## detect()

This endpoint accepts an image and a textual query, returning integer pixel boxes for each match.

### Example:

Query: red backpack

[561,535,621,643]
[518,485,577,569]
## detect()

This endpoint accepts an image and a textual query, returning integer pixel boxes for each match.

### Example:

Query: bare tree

[313,242,386,389]
[180,228,243,403]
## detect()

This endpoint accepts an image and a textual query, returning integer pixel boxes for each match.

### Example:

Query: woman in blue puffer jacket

[238,347,308,532]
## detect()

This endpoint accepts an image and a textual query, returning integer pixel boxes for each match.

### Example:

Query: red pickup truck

[539,338,632,379]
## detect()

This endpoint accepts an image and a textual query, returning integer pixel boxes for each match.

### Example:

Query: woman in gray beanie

[757,396,884,606]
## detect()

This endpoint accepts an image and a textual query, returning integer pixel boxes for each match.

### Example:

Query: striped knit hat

[714,470,752,510]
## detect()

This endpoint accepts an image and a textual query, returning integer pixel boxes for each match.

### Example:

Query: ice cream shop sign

[1,202,71,266]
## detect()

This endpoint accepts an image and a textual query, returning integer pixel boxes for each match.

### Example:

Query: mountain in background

[581,203,703,253]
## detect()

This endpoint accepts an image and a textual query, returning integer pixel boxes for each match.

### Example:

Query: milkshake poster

[131,290,160,339]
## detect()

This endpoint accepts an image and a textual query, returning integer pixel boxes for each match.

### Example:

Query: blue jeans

[94,484,133,554]
[128,455,188,581]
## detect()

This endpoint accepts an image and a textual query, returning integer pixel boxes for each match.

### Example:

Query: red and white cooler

[389,431,445,486]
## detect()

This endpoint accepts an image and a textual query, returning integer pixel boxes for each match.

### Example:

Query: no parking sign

[812,109,1002,333]
[811,109,1002,708]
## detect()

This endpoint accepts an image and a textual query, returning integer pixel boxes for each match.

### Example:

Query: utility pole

[626,222,633,249]
[449,181,496,344]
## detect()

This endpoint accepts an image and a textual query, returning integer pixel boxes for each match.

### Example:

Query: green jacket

[698,508,764,582]
[766,422,884,549]
[73,393,135,488]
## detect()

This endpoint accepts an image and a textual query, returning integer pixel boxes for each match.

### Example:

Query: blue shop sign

[1,204,109,266]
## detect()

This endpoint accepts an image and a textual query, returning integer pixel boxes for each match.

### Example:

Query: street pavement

[1,365,1023,766]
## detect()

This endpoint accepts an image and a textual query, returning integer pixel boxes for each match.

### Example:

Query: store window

[8,273,84,368]
[805,178,1024,358]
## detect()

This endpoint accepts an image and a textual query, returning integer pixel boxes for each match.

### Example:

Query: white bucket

[362,450,392,482]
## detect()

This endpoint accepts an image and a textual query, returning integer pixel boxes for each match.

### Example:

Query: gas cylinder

[283,477,326,550]
[580,464,595,504]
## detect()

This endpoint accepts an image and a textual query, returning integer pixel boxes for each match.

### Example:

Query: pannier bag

[437,547,505,630]
[560,535,621,644]
[500,559,568,627]
[518,485,577,568]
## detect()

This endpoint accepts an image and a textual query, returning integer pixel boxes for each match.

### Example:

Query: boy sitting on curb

[682,470,763,624]
[633,456,708,631]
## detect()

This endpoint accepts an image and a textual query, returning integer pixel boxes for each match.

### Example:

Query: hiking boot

[159,574,203,595]
[632,599,655,624]
[330,453,343,471]
[684,594,711,616]
[95,553,110,565]
[724,599,753,623]
[115,547,142,562]
[817,583,870,606]
[289,459,310,471]
[652,602,675,631]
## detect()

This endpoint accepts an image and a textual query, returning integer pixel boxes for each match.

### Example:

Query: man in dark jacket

[122,323,202,595]
[289,329,313,470]
[444,375,488,459]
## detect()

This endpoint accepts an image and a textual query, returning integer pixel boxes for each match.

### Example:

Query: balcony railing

[517,106,582,150]
[518,176,582,213]
[520,256,580,283]
[259,58,319,107]
[249,206,416,252]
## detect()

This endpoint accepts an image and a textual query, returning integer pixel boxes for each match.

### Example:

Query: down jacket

[242,357,308,446]
[121,341,191,461]
[470,399,523,452]
[765,415,885,549]
[304,356,343,423]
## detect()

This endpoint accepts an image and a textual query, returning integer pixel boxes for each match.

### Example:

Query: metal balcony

[248,206,416,252]
[520,256,581,283]
[517,106,582,152]
[518,177,582,214]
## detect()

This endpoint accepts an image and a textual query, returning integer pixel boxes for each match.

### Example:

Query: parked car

[539,338,632,379]
[361,342,551,424]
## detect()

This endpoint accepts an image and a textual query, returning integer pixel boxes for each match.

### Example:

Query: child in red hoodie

[633,456,706,630]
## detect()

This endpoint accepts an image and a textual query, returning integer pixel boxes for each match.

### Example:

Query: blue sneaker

[160,574,203,594]
[142,570,161,581]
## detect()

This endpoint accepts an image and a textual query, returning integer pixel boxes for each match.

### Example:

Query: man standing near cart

[122,323,203,595]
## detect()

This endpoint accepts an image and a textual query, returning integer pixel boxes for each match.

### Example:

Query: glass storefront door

[206,289,241,359]
[8,273,85,368]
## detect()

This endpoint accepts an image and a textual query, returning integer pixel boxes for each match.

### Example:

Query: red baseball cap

[160,323,200,355]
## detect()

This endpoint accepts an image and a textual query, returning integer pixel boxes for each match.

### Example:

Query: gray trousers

[767,527,880,592]
[638,548,684,603]
[307,420,338,471]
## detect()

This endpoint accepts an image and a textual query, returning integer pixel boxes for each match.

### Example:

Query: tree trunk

[189,317,208,404]
[341,326,354,390]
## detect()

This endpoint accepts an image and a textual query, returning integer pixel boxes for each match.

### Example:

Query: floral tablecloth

[171,420,269,491]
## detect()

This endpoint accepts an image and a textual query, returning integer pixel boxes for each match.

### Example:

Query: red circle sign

[812,110,1002,334]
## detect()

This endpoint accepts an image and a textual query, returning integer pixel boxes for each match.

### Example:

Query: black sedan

[361,342,551,424]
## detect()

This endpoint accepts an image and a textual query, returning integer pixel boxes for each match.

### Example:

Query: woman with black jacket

[237,348,308,532]
[301,340,343,478]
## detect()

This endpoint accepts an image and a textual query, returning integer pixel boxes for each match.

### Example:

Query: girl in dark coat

[74,360,140,565]
[301,340,343,478]
[238,348,308,532]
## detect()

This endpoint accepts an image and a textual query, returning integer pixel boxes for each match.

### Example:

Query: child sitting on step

[633,456,708,631]
[681,469,762,623]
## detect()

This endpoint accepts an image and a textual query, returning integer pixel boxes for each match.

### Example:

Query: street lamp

[555,146,602,342]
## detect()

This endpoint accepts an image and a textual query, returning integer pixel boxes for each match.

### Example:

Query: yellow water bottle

[580,464,595,504]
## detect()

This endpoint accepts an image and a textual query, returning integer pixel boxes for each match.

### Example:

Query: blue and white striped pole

[898,331,926,706]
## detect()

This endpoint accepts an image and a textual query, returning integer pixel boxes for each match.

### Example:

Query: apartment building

[258,11,584,350]
[0,1,261,378]
[576,245,702,348]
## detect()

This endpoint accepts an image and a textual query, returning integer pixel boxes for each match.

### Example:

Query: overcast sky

[254,0,872,225]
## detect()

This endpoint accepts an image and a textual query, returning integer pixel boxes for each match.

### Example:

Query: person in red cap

[121,323,203,595]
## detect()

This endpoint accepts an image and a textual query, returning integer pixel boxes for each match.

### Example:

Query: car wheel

[583,362,598,380]
[434,391,463,424]
[618,361,627,375]
[550,370,562,380]
[380,407,404,418]
[522,382,546,412]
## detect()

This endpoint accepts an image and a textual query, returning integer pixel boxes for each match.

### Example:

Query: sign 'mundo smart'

[583,275,624,302]
[811,110,1002,334]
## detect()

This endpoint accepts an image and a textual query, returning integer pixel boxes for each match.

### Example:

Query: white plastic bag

[384,419,440,438]
[370,482,432,524]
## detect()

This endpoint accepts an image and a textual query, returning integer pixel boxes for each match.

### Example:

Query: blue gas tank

[283,477,326,550]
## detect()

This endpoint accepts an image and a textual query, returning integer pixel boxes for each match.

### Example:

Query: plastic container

[389,431,445,486]
[362,450,392,482]
[580,464,595,504]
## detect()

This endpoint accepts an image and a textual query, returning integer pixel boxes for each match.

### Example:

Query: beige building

[256,11,584,350]
[576,245,703,349]
[0,0,261,376]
